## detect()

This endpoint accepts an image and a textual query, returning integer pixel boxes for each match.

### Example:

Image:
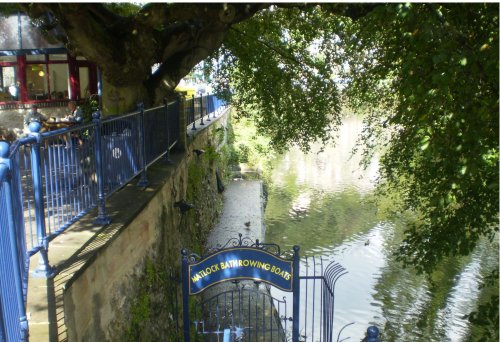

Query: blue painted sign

[188,247,293,294]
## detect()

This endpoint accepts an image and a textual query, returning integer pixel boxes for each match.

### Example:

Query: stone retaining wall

[63,110,230,341]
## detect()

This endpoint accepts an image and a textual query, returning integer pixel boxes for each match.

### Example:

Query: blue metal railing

[0,141,29,342]
[298,256,347,342]
[100,111,142,194]
[40,122,99,240]
[185,94,226,131]
[0,94,227,341]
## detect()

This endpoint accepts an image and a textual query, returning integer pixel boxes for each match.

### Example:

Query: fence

[0,94,227,342]
[182,235,349,342]
[186,94,226,131]
[297,256,347,341]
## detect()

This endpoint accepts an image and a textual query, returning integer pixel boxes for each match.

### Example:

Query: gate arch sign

[181,234,301,342]
[188,247,293,294]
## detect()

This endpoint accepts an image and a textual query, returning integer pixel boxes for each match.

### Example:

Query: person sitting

[62,101,86,147]
[24,105,48,130]
[63,101,84,123]
[0,127,18,142]
[8,83,19,101]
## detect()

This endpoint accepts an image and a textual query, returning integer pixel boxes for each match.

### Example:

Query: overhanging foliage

[342,3,498,273]
[1,3,498,337]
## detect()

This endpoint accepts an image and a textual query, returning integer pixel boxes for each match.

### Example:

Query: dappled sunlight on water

[288,192,311,219]
[264,116,497,341]
[271,116,379,196]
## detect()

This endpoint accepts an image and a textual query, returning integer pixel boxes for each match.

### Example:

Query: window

[79,67,90,98]
[0,55,18,101]
[49,54,67,61]
[0,66,17,101]
[0,56,17,62]
[26,64,48,100]
[49,64,69,99]
[0,51,96,103]
[25,53,71,100]
[26,54,46,62]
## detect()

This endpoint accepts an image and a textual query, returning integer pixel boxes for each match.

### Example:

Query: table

[42,121,77,132]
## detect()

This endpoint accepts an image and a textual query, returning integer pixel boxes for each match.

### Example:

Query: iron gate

[181,234,347,341]
[295,256,347,341]
[192,285,288,341]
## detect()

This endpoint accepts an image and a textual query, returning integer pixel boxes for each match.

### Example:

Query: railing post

[206,94,211,118]
[209,95,215,118]
[292,245,300,342]
[204,96,211,122]
[215,96,221,116]
[137,102,149,187]
[190,95,196,131]
[28,122,54,278]
[163,98,173,164]
[0,141,29,338]
[199,96,204,126]
[92,111,111,225]
[365,326,380,342]
[181,249,191,342]
[177,94,188,151]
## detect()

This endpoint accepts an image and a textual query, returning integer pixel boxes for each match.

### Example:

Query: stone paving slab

[206,179,265,248]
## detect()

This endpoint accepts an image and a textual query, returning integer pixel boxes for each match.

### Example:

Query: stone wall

[63,110,230,341]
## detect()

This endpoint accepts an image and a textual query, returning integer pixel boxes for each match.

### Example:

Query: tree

[15,3,375,114]
[16,3,266,112]
[212,0,498,276]
[5,2,498,337]
[339,6,498,337]
[343,2,498,272]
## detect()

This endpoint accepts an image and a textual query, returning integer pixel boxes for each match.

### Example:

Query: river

[263,116,498,341]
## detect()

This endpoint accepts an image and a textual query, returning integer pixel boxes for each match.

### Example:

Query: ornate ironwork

[193,287,288,341]
[181,237,350,342]
[182,233,287,278]
[181,248,201,263]
[203,233,283,258]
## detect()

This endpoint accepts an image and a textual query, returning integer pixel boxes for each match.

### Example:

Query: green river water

[263,116,498,341]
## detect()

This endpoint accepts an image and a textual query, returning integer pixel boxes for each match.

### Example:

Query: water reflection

[264,116,497,341]
[271,117,379,196]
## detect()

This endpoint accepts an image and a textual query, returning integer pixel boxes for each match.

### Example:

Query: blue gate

[181,234,347,341]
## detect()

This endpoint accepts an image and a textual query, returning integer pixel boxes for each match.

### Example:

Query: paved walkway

[200,180,287,341]
[207,179,266,247]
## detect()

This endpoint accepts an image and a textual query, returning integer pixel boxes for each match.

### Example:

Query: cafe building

[0,13,98,110]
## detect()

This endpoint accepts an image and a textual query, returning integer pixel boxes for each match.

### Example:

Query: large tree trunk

[101,81,148,115]
[23,3,267,114]
[21,3,377,114]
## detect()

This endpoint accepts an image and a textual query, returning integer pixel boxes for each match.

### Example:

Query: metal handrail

[0,94,228,341]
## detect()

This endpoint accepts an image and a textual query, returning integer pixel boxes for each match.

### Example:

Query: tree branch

[137,3,268,28]
[319,3,380,20]
[144,4,268,93]
[230,27,301,65]
[85,4,123,28]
